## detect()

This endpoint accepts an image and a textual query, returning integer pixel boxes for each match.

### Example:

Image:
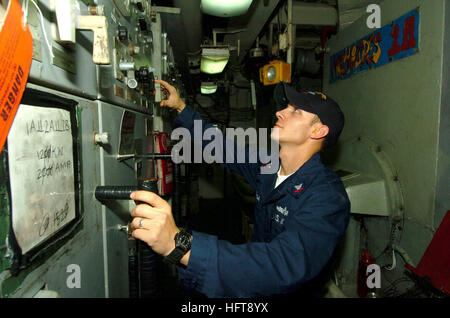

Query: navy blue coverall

[174,106,350,298]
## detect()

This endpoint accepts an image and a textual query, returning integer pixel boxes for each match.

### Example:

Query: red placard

[406,211,450,295]
[154,132,173,195]
[0,0,33,154]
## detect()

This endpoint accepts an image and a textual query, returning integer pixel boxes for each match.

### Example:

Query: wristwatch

[164,229,192,264]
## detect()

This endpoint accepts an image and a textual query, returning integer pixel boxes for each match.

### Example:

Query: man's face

[271,104,319,146]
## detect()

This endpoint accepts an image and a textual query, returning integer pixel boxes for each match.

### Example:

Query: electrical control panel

[1,0,184,298]
[96,0,154,113]
[24,0,99,98]
[22,0,184,114]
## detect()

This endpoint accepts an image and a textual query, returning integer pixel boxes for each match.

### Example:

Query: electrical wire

[21,0,29,27]
[385,249,397,271]
[374,212,406,260]
[392,244,415,268]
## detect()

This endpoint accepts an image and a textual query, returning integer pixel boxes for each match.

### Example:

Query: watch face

[176,231,192,250]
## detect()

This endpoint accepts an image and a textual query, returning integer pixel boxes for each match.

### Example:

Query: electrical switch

[128,44,140,56]
[136,67,150,83]
[118,26,129,43]
[51,0,77,44]
[132,0,145,12]
[51,1,110,64]
[126,71,138,89]
[136,67,155,95]
[119,61,138,89]
[76,15,111,64]
[138,18,148,32]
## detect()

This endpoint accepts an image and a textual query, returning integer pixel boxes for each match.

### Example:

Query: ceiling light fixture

[200,48,230,74]
[200,82,218,94]
[201,0,253,17]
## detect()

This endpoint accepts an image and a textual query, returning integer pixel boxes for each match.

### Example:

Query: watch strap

[164,247,186,264]
[163,229,192,265]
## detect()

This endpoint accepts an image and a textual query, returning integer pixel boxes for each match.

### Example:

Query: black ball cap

[273,82,345,148]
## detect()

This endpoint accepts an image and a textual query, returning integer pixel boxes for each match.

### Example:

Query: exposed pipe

[296,49,321,75]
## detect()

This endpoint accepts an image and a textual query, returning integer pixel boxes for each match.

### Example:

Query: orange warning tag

[0,0,33,154]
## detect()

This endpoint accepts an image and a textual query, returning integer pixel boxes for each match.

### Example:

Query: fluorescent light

[201,48,230,74]
[201,82,218,94]
[201,0,253,17]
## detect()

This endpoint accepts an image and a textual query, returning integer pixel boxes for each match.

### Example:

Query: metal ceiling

[156,0,385,94]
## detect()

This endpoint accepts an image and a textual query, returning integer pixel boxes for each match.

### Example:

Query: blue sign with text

[330,8,420,83]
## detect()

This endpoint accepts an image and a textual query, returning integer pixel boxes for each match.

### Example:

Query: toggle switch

[116,224,131,235]
[138,18,148,32]
[119,61,138,89]
[118,26,129,43]
[126,71,138,89]
[135,67,155,94]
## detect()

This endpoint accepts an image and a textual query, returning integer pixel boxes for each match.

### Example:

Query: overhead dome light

[201,0,253,17]
[201,48,230,74]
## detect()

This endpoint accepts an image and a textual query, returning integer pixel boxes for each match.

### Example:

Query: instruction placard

[7,104,76,254]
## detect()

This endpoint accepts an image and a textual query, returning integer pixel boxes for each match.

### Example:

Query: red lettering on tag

[388,24,401,57]
[401,15,416,51]
[389,15,416,57]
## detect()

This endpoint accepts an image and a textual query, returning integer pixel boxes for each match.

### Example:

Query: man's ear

[311,125,329,140]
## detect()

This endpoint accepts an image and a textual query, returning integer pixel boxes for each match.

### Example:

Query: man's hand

[129,191,179,256]
[155,79,186,113]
